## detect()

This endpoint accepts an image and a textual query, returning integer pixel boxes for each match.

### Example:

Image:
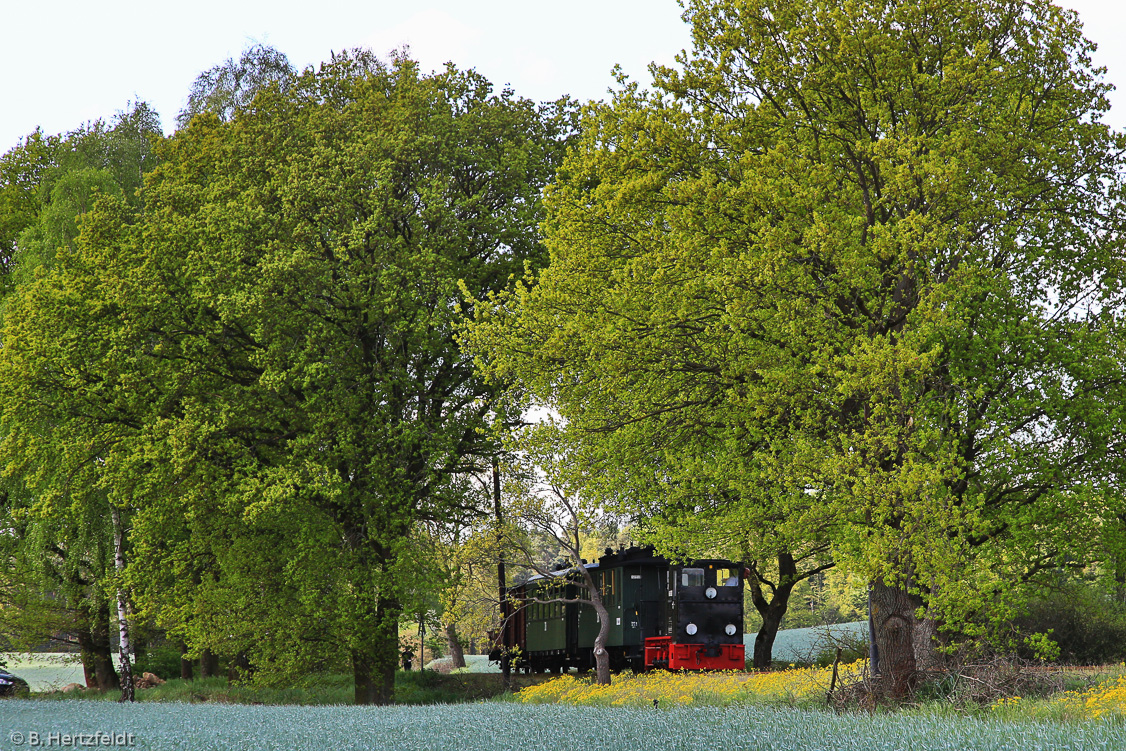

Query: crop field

[0,654,86,692]
[2,700,1126,751]
[744,622,869,663]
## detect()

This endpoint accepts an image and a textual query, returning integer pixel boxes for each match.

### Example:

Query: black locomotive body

[493,546,745,672]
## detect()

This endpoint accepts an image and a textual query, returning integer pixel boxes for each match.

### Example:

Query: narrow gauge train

[493,546,745,673]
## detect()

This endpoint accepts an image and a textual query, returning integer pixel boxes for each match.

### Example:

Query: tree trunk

[179,641,193,681]
[868,585,879,675]
[376,600,400,704]
[228,651,252,682]
[493,460,511,692]
[752,603,787,670]
[353,595,400,705]
[79,652,98,689]
[593,604,612,686]
[76,607,98,689]
[200,649,219,678]
[92,600,119,690]
[77,595,119,690]
[747,553,799,669]
[586,569,612,685]
[444,622,466,669]
[913,616,940,671]
[110,505,135,703]
[353,649,377,705]
[870,578,918,698]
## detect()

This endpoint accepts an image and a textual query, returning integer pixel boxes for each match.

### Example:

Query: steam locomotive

[492,546,745,673]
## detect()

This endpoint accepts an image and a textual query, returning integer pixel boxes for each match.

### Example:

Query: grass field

[26,671,537,706]
[2,700,1125,751]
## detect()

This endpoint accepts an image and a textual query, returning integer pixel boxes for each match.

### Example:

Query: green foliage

[132,641,185,682]
[0,50,574,704]
[0,506,80,652]
[466,0,1126,654]
[417,517,511,653]
[758,569,868,632]
[0,130,59,293]
[1023,632,1062,663]
[0,101,158,298]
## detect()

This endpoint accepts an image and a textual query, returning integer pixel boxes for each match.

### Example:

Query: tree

[464,46,839,669]
[0,51,575,705]
[0,482,122,691]
[468,0,1126,696]
[501,428,618,685]
[0,487,122,691]
[0,102,159,298]
[0,130,60,294]
[176,44,296,129]
[0,103,162,700]
[0,190,156,700]
[419,495,505,669]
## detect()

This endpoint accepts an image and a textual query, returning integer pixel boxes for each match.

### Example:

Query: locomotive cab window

[681,568,705,587]
[718,568,739,586]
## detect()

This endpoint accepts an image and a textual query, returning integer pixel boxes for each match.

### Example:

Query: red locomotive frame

[643,636,745,670]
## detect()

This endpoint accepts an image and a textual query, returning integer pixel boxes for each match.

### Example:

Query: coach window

[601,570,616,599]
[681,568,704,587]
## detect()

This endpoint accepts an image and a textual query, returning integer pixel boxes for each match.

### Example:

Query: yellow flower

[513,661,868,707]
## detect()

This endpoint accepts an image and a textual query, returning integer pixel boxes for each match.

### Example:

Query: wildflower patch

[516,662,867,708]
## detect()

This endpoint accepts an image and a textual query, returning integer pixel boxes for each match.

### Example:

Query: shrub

[1012,586,1126,665]
[132,641,186,680]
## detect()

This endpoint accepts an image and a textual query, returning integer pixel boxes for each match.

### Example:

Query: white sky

[1,0,1124,149]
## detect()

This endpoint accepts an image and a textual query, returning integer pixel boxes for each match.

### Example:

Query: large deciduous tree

[2,51,573,705]
[467,0,1126,692]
